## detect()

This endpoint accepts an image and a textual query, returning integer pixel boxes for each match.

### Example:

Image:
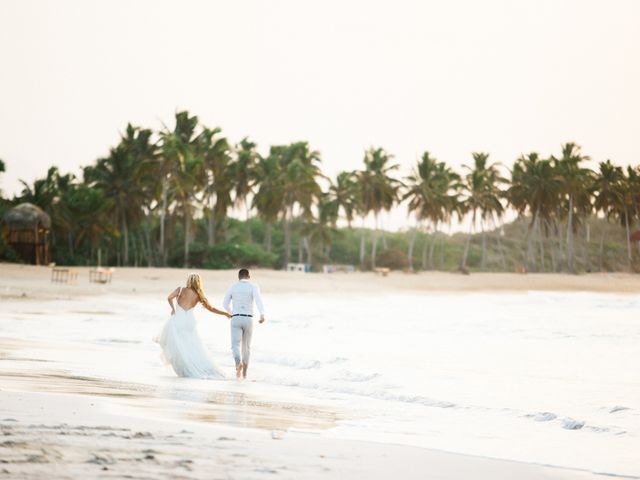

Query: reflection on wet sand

[0,370,154,398]
[1,337,342,433]
[188,390,339,431]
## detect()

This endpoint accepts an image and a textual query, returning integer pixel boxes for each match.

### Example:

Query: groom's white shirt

[223,279,265,316]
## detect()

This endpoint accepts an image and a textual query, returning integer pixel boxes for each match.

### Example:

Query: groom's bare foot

[242,363,248,379]
[236,363,243,379]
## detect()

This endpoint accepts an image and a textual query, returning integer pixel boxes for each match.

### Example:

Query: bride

[156,273,230,379]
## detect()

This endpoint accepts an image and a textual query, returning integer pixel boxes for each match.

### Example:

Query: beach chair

[51,267,79,284]
[374,267,390,277]
[89,267,114,284]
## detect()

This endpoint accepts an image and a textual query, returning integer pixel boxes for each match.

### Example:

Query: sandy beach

[1,264,638,479]
[3,264,640,300]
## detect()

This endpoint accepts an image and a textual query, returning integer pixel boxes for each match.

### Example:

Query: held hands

[225,312,233,319]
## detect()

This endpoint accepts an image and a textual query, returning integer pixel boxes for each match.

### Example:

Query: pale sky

[1,0,639,231]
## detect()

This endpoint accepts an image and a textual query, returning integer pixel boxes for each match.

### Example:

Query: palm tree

[18,167,58,211]
[0,159,5,204]
[356,147,401,269]
[233,137,260,242]
[507,153,562,271]
[159,111,202,267]
[404,152,460,271]
[402,152,453,270]
[407,152,431,271]
[120,124,158,265]
[616,166,640,269]
[328,171,358,228]
[84,127,152,266]
[593,160,624,270]
[278,142,324,267]
[252,152,283,253]
[19,167,74,258]
[301,193,339,266]
[552,143,593,273]
[64,183,114,263]
[460,153,505,271]
[197,126,232,246]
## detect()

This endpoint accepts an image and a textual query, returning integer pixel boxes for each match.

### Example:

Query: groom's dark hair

[238,268,250,279]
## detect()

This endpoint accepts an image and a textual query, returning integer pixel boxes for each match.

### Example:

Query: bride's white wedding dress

[155,289,225,379]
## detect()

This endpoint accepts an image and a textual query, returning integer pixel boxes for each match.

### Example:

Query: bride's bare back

[177,287,199,310]
[166,279,230,318]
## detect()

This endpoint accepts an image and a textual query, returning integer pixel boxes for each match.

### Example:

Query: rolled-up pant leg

[230,318,243,366]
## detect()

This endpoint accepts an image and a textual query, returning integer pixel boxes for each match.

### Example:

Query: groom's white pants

[230,316,253,367]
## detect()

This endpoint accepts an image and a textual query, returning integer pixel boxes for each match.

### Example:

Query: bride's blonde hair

[186,273,208,306]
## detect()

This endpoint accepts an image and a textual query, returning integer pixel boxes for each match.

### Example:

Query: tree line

[1,110,638,273]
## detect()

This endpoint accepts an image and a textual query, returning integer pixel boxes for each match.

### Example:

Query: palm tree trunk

[583,223,591,272]
[461,212,475,269]
[525,210,538,272]
[245,198,253,244]
[132,232,139,267]
[160,176,167,265]
[495,232,507,271]
[537,215,545,272]
[297,236,303,263]
[480,221,487,271]
[371,214,379,269]
[223,218,230,242]
[359,218,366,270]
[543,219,558,272]
[208,212,216,247]
[283,208,292,268]
[265,221,273,253]
[143,222,154,267]
[67,232,74,258]
[624,207,632,269]
[121,207,129,266]
[381,219,388,250]
[519,217,528,268]
[421,230,429,270]
[407,227,417,271]
[599,222,607,271]
[183,201,190,268]
[428,229,438,269]
[439,235,446,270]
[303,236,312,267]
[491,218,507,271]
[566,195,574,272]
[556,215,564,269]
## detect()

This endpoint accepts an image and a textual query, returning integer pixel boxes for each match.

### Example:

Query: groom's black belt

[231,314,253,317]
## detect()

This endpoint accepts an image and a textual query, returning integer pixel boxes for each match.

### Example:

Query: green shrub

[204,242,277,270]
[376,248,408,270]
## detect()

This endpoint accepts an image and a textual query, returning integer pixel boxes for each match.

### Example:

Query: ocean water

[3,290,639,477]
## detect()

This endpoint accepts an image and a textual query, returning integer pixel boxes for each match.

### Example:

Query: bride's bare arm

[202,299,232,318]
[167,287,180,315]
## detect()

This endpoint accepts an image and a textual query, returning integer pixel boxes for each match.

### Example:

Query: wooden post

[34,226,39,265]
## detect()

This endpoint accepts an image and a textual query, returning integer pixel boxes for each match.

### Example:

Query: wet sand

[0,388,599,480]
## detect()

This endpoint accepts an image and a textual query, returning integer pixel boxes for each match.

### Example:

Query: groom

[223,268,265,379]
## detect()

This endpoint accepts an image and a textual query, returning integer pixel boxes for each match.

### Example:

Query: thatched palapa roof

[3,202,51,230]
